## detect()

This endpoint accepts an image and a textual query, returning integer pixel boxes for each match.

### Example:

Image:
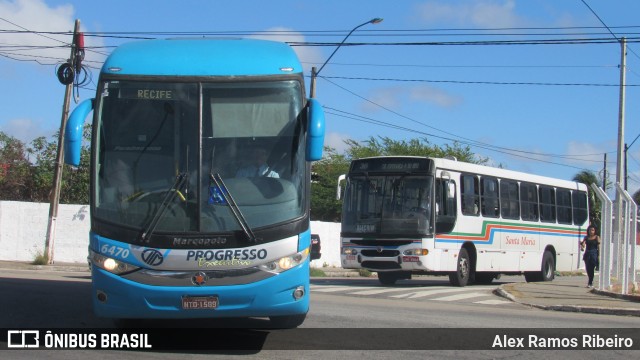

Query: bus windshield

[94,80,305,237]
[341,175,433,236]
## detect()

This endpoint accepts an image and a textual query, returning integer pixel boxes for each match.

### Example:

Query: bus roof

[101,38,303,77]
[352,156,588,191]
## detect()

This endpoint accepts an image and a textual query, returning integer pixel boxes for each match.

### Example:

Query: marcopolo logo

[141,249,164,266]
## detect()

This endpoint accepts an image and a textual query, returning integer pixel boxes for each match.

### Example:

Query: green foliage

[0,125,91,204]
[0,132,32,200]
[309,268,326,277]
[310,146,350,222]
[572,170,603,230]
[32,251,49,265]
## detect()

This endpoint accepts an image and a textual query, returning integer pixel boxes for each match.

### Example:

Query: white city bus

[338,156,589,286]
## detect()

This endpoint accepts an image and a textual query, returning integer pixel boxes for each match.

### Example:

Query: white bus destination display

[349,157,432,173]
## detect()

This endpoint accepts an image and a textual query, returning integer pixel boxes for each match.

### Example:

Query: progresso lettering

[186,249,268,261]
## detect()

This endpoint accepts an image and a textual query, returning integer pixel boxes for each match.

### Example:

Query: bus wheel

[449,248,471,287]
[540,251,555,282]
[269,313,307,329]
[524,251,555,282]
[378,272,399,285]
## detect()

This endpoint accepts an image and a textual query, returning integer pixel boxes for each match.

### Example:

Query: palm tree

[572,170,602,231]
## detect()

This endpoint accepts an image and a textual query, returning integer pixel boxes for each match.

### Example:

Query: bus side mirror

[64,99,94,167]
[336,174,346,200]
[306,98,325,161]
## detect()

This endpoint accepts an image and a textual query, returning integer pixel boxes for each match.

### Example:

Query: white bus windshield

[342,175,433,236]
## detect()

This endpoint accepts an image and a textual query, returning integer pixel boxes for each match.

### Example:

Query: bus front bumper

[90,264,309,319]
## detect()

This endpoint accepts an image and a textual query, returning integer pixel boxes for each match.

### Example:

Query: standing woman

[580,225,601,288]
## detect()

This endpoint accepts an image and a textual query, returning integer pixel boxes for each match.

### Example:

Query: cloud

[248,27,323,75]
[324,132,351,154]
[0,117,55,144]
[361,85,461,113]
[0,0,105,66]
[410,86,462,108]
[415,0,524,28]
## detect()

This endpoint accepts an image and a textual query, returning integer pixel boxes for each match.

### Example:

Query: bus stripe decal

[435,221,584,244]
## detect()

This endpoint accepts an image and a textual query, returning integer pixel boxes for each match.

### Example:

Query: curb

[494,285,640,317]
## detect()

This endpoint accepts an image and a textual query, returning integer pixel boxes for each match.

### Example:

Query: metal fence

[591,183,638,294]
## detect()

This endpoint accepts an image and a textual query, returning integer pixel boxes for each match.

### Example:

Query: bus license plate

[182,296,218,310]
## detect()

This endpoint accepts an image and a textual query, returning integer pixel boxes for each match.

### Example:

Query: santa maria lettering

[504,236,536,246]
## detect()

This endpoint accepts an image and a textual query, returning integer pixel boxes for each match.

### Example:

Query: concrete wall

[0,201,90,263]
[0,201,342,267]
[3,200,635,271]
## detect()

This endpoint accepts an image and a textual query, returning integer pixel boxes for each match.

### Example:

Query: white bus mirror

[336,174,346,200]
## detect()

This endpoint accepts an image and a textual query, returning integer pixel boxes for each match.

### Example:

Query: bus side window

[461,174,479,216]
[436,178,457,233]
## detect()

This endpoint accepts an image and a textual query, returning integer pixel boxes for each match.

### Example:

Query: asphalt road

[0,269,638,359]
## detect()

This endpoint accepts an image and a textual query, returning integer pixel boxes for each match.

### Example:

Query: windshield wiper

[209,173,257,243]
[140,172,188,242]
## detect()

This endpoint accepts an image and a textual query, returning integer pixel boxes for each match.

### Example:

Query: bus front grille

[360,249,400,257]
[361,261,401,270]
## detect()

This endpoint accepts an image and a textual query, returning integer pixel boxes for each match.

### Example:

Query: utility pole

[44,19,81,264]
[613,37,626,274]
[310,67,317,98]
[624,132,640,191]
[603,153,607,190]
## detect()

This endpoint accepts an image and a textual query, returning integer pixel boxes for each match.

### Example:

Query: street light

[310,18,383,98]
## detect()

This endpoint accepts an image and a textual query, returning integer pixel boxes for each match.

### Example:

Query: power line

[580,0,640,62]
[319,75,640,87]
[324,106,596,172]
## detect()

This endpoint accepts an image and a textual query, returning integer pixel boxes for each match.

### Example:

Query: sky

[1,0,640,198]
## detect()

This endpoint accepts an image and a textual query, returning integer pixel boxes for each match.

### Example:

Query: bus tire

[540,251,555,282]
[449,248,471,287]
[378,272,399,285]
[524,251,555,282]
[269,313,307,329]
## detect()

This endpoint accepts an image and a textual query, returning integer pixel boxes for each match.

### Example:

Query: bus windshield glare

[342,175,433,236]
[94,80,304,236]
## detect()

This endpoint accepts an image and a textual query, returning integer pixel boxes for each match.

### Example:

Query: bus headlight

[403,249,429,256]
[260,248,309,274]
[342,248,358,255]
[91,251,139,275]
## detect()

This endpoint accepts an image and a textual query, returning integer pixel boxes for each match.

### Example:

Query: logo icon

[7,330,39,348]
[141,249,164,266]
[192,272,208,286]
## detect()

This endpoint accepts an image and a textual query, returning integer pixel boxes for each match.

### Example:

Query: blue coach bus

[64,38,325,328]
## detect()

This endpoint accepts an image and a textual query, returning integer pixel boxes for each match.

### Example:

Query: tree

[572,170,602,231]
[344,136,488,165]
[633,189,640,206]
[0,132,31,201]
[310,136,488,222]
[310,147,350,221]
[0,125,91,204]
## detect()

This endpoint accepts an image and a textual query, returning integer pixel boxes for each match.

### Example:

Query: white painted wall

[0,201,90,263]
[4,200,634,271]
[0,201,342,267]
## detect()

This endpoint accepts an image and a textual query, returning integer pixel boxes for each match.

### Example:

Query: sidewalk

[494,273,640,317]
[1,260,639,317]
